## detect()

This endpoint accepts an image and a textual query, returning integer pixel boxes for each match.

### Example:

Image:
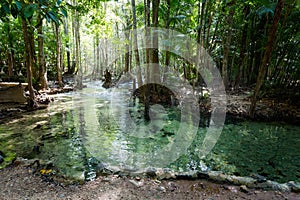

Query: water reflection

[0,81,299,183]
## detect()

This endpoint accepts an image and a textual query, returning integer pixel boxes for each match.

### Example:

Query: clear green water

[0,82,299,183]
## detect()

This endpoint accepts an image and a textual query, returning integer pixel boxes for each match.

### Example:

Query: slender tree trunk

[222,7,235,88]
[7,23,15,78]
[96,37,100,78]
[21,17,35,103]
[76,20,82,88]
[235,5,250,87]
[37,11,48,90]
[144,0,151,84]
[249,0,284,117]
[163,0,170,82]
[124,31,130,73]
[64,17,71,74]
[150,0,160,83]
[55,23,64,88]
[72,0,82,88]
[197,0,205,45]
[7,51,14,78]
[28,20,37,82]
[131,0,143,87]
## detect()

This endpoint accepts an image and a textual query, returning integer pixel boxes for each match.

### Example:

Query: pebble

[224,186,238,193]
[129,179,143,188]
[102,177,111,182]
[167,182,177,191]
[157,186,166,193]
[240,185,249,193]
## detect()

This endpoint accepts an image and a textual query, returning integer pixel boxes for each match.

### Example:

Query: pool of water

[0,81,299,183]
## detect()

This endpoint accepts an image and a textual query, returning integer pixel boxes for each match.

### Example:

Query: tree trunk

[131,0,143,87]
[55,23,64,88]
[197,0,206,45]
[21,17,35,103]
[96,37,100,78]
[144,0,151,84]
[7,23,15,78]
[150,0,160,83]
[222,7,235,88]
[124,18,130,73]
[249,0,284,117]
[37,11,48,90]
[235,5,250,88]
[64,17,71,74]
[163,0,170,82]
[76,20,82,88]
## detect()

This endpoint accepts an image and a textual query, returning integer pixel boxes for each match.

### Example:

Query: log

[0,85,27,103]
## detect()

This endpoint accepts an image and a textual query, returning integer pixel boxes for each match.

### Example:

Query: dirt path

[0,166,299,200]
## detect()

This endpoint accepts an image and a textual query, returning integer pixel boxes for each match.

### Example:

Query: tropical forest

[0,0,299,199]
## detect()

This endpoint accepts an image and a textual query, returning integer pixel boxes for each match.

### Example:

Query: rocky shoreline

[0,158,299,200]
[7,156,300,193]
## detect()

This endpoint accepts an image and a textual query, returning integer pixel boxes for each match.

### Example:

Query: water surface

[0,81,299,183]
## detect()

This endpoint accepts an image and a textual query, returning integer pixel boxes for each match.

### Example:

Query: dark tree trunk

[144,0,151,84]
[235,5,250,87]
[21,17,35,103]
[150,0,160,83]
[131,0,143,87]
[7,23,15,78]
[249,0,284,117]
[163,0,170,82]
[64,17,71,74]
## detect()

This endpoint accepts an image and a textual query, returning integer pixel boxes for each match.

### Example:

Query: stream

[0,81,299,184]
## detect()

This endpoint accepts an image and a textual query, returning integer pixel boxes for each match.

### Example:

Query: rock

[224,186,238,193]
[287,181,300,193]
[197,171,209,179]
[145,168,156,177]
[157,186,166,192]
[129,179,143,188]
[250,174,267,183]
[102,177,112,182]
[0,85,27,103]
[240,185,249,193]
[167,182,177,192]
[230,175,256,187]
[156,168,176,180]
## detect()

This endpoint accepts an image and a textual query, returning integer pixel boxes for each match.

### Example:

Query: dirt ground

[0,165,299,200]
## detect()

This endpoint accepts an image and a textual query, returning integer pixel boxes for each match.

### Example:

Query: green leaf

[60,6,67,17]
[47,11,59,24]
[45,13,51,23]
[14,0,22,11]
[56,0,62,7]
[24,3,38,18]
[1,3,10,14]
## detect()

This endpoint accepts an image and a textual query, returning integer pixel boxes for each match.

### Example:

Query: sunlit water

[0,81,299,183]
